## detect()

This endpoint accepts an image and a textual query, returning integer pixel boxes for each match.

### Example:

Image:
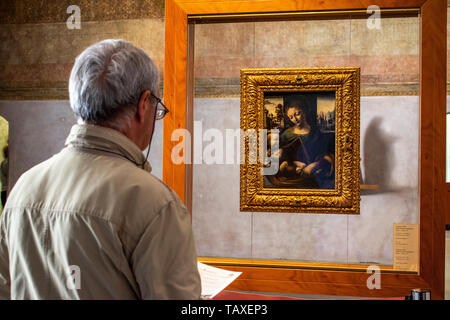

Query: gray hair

[69,39,160,132]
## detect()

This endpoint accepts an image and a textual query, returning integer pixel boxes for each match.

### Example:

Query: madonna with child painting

[263,92,336,190]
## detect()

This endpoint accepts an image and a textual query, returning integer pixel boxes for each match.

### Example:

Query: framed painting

[240,68,360,214]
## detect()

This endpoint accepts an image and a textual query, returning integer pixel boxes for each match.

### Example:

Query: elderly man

[0,39,201,299]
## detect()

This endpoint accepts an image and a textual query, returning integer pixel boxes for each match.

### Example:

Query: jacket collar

[65,124,152,172]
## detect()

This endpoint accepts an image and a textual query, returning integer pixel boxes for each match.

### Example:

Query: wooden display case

[163,0,447,299]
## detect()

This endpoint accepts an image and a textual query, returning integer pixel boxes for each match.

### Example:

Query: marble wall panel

[192,98,252,258]
[348,191,419,265]
[360,96,419,189]
[192,161,252,258]
[348,96,418,265]
[0,101,76,189]
[192,96,419,265]
[251,213,348,262]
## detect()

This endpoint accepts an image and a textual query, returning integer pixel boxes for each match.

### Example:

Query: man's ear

[136,90,151,123]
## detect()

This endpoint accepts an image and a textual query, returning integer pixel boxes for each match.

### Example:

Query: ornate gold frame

[240,67,360,214]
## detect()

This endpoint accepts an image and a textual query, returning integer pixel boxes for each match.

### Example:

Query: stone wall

[0,0,165,99]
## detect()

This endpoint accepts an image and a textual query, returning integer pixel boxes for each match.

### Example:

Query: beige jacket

[0,124,201,299]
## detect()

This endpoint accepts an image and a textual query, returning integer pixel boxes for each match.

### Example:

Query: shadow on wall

[361,116,397,195]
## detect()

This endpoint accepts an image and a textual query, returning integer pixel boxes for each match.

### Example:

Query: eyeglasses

[150,93,169,120]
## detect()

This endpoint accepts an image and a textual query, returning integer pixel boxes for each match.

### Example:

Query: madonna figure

[266,97,335,189]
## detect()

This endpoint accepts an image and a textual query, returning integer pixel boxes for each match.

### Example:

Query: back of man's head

[69,39,159,133]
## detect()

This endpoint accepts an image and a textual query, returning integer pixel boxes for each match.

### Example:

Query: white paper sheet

[198,261,242,299]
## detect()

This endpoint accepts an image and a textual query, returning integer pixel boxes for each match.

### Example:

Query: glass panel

[192,13,420,267]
